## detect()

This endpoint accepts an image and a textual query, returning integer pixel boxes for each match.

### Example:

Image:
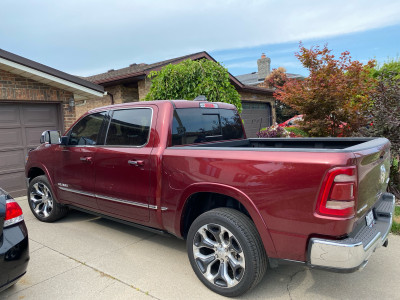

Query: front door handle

[128,160,144,167]
[80,156,93,163]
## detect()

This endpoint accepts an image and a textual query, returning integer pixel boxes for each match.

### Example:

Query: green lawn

[392,205,400,235]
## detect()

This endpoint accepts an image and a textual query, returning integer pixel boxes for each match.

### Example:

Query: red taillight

[4,199,24,227]
[317,166,357,218]
[199,102,218,108]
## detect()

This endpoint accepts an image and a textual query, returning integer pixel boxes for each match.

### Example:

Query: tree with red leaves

[260,67,298,124]
[275,43,376,137]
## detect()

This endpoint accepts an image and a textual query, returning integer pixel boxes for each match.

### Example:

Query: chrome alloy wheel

[30,182,54,218]
[192,224,246,288]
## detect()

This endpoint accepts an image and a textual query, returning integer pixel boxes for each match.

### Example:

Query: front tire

[187,208,267,297]
[28,175,68,222]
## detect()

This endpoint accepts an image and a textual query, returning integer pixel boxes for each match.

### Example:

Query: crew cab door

[94,107,155,222]
[54,112,107,209]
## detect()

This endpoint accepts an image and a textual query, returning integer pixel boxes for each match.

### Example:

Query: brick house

[0,49,104,196]
[83,51,276,138]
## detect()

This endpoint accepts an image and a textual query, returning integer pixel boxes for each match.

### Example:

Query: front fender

[175,182,277,258]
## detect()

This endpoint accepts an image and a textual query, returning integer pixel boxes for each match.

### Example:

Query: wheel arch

[177,183,277,258]
[26,164,57,191]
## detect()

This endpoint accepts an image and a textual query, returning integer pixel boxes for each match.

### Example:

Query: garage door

[241,102,272,138]
[0,103,61,197]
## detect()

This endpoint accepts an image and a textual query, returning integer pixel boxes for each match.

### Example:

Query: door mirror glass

[40,130,61,144]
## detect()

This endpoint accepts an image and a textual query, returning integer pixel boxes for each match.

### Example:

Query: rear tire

[27,175,68,222]
[187,208,267,297]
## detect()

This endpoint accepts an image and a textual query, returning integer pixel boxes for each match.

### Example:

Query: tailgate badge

[380,165,386,184]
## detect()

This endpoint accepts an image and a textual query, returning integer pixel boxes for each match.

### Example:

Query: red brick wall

[0,69,75,130]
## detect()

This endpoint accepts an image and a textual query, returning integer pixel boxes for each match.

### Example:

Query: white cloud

[1,0,400,75]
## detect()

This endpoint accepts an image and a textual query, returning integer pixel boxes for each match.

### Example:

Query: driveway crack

[286,268,306,300]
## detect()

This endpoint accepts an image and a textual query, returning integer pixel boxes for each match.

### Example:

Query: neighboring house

[84,51,276,138]
[0,49,104,196]
[236,53,304,87]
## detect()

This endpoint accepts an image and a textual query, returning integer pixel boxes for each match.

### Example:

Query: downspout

[104,91,114,105]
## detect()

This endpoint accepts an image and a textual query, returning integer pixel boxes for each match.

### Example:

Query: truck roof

[87,100,237,114]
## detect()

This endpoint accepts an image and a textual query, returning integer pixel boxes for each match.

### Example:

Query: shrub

[144,59,242,112]
[358,71,400,197]
[257,125,296,138]
[285,127,308,137]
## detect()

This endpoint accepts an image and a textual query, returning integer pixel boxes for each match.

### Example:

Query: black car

[0,188,29,292]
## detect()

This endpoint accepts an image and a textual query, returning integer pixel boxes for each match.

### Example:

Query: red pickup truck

[25,100,395,297]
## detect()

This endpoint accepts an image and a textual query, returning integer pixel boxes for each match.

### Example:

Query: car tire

[187,208,267,297]
[27,175,68,222]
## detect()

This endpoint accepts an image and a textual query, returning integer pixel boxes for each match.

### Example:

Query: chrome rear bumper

[308,193,395,272]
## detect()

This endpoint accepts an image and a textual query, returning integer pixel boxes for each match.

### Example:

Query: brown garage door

[0,103,61,197]
[241,102,272,138]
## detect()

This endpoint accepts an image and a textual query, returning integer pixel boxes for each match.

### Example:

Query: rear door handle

[80,156,93,163]
[128,160,144,167]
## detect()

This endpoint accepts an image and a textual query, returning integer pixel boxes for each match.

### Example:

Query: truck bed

[176,137,385,152]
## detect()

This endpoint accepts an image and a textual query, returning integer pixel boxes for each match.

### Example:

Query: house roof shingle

[236,71,304,86]
[85,52,212,84]
[84,51,275,95]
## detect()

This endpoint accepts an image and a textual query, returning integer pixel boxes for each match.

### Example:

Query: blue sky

[213,24,400,76]
[1,0,400,78]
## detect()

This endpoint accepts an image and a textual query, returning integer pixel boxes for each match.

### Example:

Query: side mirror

[40,130,61,144]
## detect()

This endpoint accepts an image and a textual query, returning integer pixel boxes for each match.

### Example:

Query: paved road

[2,197,400,300]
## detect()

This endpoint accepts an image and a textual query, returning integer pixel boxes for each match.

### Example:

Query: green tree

[275,43,376,137]
[372,57,400,80]
[144,59,242,112]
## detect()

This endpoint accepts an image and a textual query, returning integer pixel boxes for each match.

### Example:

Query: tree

[260,67,298,124]
[261,67,288,88]
[275,44,376,137]
[359,71,400,197]
[144,59,242,112]
[372,58,400,80]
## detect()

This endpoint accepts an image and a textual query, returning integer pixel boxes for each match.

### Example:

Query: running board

[67,205,173,237]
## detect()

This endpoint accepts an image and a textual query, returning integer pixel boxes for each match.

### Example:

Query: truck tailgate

[352,139,391,218]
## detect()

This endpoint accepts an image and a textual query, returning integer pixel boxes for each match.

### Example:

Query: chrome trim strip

[58,186,95,197]
[96,194,149,209]
[357,204,368,214]
[58,186,168,211]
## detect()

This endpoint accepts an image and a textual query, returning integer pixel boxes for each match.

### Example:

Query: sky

[1,0,400,77]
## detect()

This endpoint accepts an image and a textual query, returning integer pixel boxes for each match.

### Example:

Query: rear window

[171,108,244,146]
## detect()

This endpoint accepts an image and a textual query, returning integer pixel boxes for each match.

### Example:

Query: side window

[68,112,106,146]
[106,108,152,146]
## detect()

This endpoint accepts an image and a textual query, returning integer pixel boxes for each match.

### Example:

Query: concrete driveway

[2,197,400,300]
